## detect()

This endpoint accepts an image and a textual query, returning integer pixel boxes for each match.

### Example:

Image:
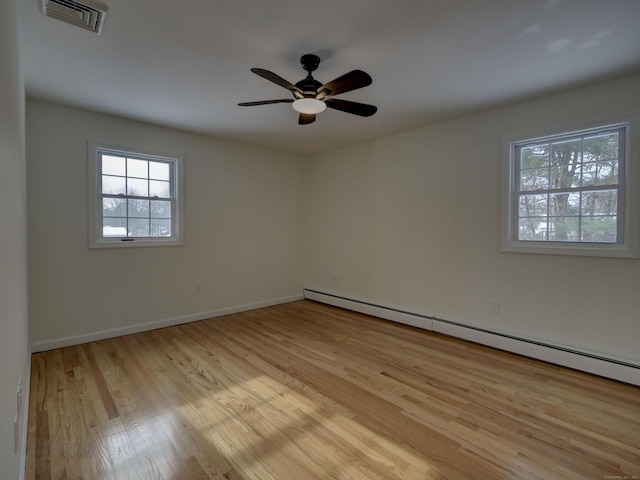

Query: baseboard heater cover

[303,289,640,386]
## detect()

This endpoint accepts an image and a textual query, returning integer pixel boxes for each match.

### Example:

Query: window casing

[502,118,639,258]
[89,142,183,248]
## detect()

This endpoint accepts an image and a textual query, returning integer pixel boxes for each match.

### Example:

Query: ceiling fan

[238,54,377,125]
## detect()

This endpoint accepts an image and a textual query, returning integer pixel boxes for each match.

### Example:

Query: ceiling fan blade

[316,70,373,99]
[298,113,316,125]
[251,68,303,97]
[238,99,294,106]
[325,98,377,117]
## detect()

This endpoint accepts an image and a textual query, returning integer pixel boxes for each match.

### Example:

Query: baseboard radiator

[303,289,640,386]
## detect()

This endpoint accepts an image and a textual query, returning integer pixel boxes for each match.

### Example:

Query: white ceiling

[19,0,640,155]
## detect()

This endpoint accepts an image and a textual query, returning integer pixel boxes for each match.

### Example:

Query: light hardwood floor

[26,300,640,479]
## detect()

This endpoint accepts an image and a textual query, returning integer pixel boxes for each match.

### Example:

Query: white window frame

[502,115,639,258]
[88,141,184,248]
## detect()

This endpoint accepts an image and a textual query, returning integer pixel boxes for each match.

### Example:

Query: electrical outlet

[489,299,500,314]
[196,282,204,293]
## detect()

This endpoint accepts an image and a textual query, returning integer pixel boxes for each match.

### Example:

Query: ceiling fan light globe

[292,98,326,114]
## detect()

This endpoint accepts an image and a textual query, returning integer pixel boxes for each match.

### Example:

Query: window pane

[149,180,170,198]
[581,160,618,186]
[103,197,126,217]
[519,194,547,217]
[149,161,170,180]
[550,165,580,189]
[151,200,171,218]
[128,199,149,218]
[102,155,126,176]
[520,144,549,169]
[551,138,582,168]
[548,217,579,241]
[518,218,547,241]
[549,192,579,217]
[102,175,126,195]
[583,132,618,162]
[520,168,548,191]
[128,218,149,237]
[127,158,148,179]
[151,219,172,237]
[103,218,127,237]
[127,178,148,196]
[581,190,617,216]
[581,216,617,242]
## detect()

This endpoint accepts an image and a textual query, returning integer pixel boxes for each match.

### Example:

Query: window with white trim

[503,119,638,258]
[89,143,183,248]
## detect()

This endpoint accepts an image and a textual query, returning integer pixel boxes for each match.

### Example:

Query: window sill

[89,238,184,249]
[501,241,639,259]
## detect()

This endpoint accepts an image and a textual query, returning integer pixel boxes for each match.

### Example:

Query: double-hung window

[89,142,183,248]
[503,118,638,257]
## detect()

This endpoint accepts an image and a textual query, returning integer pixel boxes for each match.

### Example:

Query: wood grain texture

[26,300,640,479]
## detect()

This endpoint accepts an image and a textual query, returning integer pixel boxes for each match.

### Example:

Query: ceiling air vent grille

[41,0,108,34]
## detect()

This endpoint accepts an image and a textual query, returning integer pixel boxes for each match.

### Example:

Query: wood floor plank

[26,300,640,479]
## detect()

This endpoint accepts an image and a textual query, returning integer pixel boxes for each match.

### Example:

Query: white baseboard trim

[304,289,640,386]
[31,294,304,353]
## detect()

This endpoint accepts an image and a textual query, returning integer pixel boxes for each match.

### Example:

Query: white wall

[27,100,305,346]
[25,72,640,369]
[0,0,30,477]
[305,72,640,365]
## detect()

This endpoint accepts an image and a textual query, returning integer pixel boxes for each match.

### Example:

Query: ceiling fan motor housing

[295,77,323,97]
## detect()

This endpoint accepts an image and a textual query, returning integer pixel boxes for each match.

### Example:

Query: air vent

[41,0,108,34]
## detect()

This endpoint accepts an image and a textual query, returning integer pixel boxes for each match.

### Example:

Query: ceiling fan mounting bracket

[300,54,321,74]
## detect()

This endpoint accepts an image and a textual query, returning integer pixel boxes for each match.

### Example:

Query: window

[503,118,638,257]
[89,142,183,248]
